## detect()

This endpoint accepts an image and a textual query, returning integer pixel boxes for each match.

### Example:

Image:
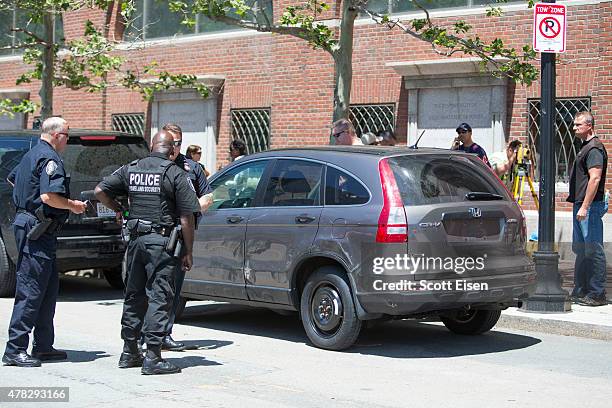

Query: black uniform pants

[5,213,59,354]
[121,233,177,348]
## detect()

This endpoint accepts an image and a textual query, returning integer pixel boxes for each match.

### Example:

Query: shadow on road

[166,355,223,371]
[180,339,233,351]
[57,275,123,303]
[180,302,542,358]
[41,349,112,364]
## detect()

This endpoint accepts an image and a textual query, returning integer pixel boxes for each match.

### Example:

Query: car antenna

[409,130,426,149]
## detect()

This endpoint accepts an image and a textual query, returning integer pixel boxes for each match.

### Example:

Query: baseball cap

[456,123,472,133]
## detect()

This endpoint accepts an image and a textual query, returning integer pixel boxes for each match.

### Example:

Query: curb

[497,314,612,341]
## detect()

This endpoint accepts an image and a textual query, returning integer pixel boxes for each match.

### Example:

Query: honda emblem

[469,207,482,218]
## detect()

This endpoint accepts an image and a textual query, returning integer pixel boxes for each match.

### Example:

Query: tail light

[376,158,408,243]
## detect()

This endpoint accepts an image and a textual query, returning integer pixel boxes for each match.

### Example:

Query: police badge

[46,160,58,176]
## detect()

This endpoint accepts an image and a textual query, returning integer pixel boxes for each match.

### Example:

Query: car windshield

[388,154,508,206]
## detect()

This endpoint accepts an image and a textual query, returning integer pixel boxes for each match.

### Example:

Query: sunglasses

[173,140,182,147]
[332,129,347,138]
[56,132,69,137]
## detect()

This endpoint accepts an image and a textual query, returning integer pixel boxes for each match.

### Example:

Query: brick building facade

[0,0,610,213]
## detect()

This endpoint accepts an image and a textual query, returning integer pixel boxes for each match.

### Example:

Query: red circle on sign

[539,17,560,39]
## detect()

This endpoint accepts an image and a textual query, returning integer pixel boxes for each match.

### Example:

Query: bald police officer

[161,123,212,351]
[95,130,199,375]
[3,117,87,367]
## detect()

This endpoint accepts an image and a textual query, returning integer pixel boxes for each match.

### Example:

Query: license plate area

[96,202,116,217]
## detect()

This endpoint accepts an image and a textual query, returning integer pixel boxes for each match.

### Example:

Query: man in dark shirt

[162,123,212,351]
[95,130,200,374]
[566,111,608,306]
[3,117,87,367]
[451,123,491,167]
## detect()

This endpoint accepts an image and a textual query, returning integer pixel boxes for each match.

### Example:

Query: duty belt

[126,219,173,237]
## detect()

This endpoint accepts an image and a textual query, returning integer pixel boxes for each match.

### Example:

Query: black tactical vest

[567,136,608,203]
[127,157,175,225]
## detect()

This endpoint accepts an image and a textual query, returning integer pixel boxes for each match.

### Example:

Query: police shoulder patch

[45,160,58,176]
[186,175,196,192]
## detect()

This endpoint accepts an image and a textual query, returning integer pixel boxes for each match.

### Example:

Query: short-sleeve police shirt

[11,139,69,217]
[175,153,211,197]
[98,153,200,217]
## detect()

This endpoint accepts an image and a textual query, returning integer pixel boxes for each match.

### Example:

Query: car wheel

[0,237,16,297]
[102,266,125,290]
[300,266,362,351]
[441,309,501,335]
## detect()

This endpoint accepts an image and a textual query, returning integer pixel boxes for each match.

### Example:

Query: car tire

[300,266,362,351]
[441,309,501,335]
[102,266,125,290]
[0,237,16,297]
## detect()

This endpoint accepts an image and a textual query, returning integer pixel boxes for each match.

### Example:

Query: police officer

[2,117,87,367]
[162,123,212,351]
[94,130,199,375]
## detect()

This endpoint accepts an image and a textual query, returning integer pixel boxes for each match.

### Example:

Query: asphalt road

[0,275,611,408]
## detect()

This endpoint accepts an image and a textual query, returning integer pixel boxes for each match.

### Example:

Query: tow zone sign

[533,3,567,53]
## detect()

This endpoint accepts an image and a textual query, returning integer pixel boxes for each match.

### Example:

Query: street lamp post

[522,0,571,312]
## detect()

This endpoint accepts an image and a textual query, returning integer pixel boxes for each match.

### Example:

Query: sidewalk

[497,260,612,341]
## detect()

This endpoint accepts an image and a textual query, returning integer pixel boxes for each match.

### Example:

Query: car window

[210,160,268,209]
[325,166,369,205]
[0,137,31,183]
[263,159,323,207]
[388,154,508,206]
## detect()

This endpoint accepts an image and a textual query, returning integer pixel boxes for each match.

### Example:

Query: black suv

[0,129,149,296]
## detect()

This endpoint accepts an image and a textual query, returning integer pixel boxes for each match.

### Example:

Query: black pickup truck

[0,129,149,296]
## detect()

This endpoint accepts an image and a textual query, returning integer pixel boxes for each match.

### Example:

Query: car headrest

[280,170,311,194]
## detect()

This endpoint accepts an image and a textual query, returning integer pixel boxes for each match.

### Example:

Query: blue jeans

[572,201,607,299]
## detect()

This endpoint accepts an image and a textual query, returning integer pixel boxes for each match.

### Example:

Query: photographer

[490,140,522,178]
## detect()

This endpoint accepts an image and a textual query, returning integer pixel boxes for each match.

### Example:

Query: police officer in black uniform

[94,130,199,375]
[3,117,87,367]
[161,123,212,351]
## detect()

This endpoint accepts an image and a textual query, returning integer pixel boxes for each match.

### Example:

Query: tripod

[511,146,539,210]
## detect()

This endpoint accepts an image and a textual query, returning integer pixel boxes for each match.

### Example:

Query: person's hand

[182,253,193,272]
[452,138,461,149]
[576,206,588,221]
[70,200,88,214]
[115,212,123,225]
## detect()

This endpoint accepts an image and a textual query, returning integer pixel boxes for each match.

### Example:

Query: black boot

[141,347,181,375]
[2,351,41,367]
[161,335,186,352]
[118,341,143,369]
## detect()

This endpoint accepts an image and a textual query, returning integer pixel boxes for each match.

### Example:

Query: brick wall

[0,1,609,193]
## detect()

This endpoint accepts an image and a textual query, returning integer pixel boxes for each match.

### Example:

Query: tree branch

[11,27,52,48]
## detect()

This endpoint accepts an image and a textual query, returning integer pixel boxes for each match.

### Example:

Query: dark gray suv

[181,147,536,350]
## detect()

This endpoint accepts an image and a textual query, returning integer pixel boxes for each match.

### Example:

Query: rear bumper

[56,234,125,272]
[355,268,537,316]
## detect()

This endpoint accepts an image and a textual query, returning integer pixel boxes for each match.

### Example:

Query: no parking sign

[533,3,567,53]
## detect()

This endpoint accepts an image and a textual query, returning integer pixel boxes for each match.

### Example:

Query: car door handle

[226,216,244,224]
[295,215,316,224]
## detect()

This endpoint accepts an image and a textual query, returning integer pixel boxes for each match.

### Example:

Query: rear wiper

[465,192,503,201]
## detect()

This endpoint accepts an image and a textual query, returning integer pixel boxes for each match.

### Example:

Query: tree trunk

[39,12,54,120]
[332,1,358,130]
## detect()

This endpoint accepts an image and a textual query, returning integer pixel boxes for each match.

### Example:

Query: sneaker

[577,296,608,307]
[2,351,42,367]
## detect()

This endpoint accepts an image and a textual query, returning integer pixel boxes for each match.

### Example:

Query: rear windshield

[38,136,149,196]
[388,154,508,206]
[0,137,31,182]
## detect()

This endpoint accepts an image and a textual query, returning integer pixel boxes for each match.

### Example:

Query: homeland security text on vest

[129,173,161,193]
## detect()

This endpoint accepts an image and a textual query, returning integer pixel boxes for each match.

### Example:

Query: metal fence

[111,113,145,137]
[349,104,395,137]
[528,98,590,183]
[231,108,271,154]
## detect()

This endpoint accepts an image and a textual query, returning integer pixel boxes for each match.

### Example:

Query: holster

[26,207,58,241]
[165,225,183,257]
